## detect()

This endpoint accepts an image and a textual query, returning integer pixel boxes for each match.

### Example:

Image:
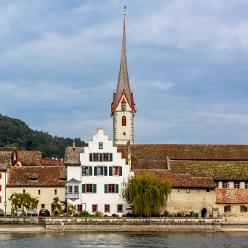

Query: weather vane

[123,5,127,16]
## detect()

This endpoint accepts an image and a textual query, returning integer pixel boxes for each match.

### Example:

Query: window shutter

[110,153,113,161]
[119,167,122,176]
[104,166,108,176]
[115,184,119,193]
[89,167,92,176]
[82,184,86,193]
[93,184,97,193]
[109,167,113,176]
[89,153,92,161]
[104,184,108,193]
[100,153,103,162]
[94,166,97,176]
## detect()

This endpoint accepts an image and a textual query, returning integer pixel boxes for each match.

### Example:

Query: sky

[0,0,248,144]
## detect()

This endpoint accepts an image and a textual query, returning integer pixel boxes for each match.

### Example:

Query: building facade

[111,10,136,146]
[65,128,133,215]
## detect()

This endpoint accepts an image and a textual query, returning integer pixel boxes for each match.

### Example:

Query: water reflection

[0,232,248,248]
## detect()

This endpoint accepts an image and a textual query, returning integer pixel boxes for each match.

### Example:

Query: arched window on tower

[122,116,126,126]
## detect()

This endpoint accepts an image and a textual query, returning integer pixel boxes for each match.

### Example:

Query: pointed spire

[115,6,132,107]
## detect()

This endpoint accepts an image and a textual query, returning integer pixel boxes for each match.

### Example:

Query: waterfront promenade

[0,217,248,233]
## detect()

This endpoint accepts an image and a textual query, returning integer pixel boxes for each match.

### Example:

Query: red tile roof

[134,169,215,188]
[130,144,248,170]
[7,166,67,187]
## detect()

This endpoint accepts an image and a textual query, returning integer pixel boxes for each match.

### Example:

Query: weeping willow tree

[122,173,172,217]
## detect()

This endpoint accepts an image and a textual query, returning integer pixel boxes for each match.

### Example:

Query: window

[38,190,41,195]
[234,182,240,189]
[103,153,113,162]
[54,189,57,195]
[99,142,103,149]
[109,166,122,176]
[93,153,99,162]
[74,185,79,193]
[92,204,98,212]
[41,204,45,209]
[122,116,126,126]
[0,173,2,179]
[23,190,26,194]
[68,186,73,194]
[245,182,248,189]
[82,184,97,193]
[117,204,123,213]
[104,184,119,193]
[206,189,210,192]
[222,182,229,188]
[94,166,107,176]
[82,166,92,176]
[104,204,110,213]
[77,204,82,212]
[224,205,231,213]
[240,205,248,212]
[186,189,190,193]
[0,185,1,191]
[89,153,113,162]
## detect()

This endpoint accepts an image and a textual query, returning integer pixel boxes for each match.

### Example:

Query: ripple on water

[1,232,248,248]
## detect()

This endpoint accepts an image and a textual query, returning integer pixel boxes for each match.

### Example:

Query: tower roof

[112,7,135,114]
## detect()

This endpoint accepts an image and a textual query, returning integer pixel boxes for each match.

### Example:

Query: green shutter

[110,153,113,161]
[104,184,108,193]
[89,153,92,161]
[93,184,97,193]
[115,184,119,193]
[94,166,97,176]
[109,167,113,176]
[82,184,85,193]
[104,166,108,176]
[100,153,103,162]
[119,167,122,176]
[89,167,92,176]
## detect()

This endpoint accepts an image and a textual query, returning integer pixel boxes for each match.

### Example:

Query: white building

[65,128,133,216]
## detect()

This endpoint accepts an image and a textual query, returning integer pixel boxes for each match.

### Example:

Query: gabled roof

[66,178,81,184]
[7,166,67,187]
[64,147,84,165]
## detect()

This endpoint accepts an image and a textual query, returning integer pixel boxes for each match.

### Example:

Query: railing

[65,193,79,199]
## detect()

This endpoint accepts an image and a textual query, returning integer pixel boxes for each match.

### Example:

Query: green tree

[67,204,76,217]
[51,197,63,216]
[9,192,39,215]
[122,173,172,217]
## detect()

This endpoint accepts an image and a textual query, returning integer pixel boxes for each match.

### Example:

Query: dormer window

[121,98,126,111]
[99,142,103,149]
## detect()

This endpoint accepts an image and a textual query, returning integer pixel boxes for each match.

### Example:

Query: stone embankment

[0,217,248,232]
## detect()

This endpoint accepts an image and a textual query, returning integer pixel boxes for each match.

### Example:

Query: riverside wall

[1,217,248,232]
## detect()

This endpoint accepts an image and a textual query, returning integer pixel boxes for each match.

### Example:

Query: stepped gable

[64,147,84,166]
[216,189,248,204]
[171,160,248,180]
[130,144,248,170]
[134,169,215,189]
[7,166,67,187]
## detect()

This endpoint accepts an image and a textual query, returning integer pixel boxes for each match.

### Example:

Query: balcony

[65,193,79,199]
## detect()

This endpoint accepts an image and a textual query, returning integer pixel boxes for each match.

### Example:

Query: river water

[1,232,248,248]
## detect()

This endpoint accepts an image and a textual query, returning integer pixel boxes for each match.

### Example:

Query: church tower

[111,8,136,146]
